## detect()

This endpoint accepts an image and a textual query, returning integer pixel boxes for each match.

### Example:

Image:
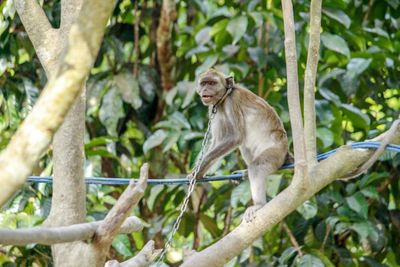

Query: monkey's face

[197,70,227,106]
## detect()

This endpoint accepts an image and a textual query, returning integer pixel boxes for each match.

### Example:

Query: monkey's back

[232,86,288,167]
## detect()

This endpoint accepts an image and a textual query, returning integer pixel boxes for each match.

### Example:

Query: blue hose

[27,141,400,185]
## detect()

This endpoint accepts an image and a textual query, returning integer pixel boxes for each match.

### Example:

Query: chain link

[155,108,217,265]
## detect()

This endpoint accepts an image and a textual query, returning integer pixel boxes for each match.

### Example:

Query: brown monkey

[191,68,288,222]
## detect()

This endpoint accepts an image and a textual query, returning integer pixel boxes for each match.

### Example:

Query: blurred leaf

[346,192,368,219]
[227,16,248,44]
[248,47,267,69]
[195,55,219,76]
[322,8,351,29]
[297,199,318,220]
[321,33,350,57]
[298,254,324,267]
[317,127,334,148]
[266,174,282,197]
[341,104,370,130]
[143,129,167,154]
[99,88,124,136]
[195,27,212,45]
[230,180,251,208]
[112,234,133,257]
[200,214,222,238]
[114,72,142,109]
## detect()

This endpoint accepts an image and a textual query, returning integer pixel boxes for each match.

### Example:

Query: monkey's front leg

[189,138,240,179]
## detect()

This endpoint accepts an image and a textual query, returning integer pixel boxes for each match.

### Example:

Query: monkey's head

[197,69,234,106]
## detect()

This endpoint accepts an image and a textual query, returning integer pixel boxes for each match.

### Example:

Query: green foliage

[1,0,400,266]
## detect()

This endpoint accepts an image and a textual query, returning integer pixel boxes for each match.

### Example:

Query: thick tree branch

[14,0,60,75]
[303,0,322,167]
[181,124,400,267]
[105,240,161,267]
[0,216,142,246]
[93,164,148,248]
[0,0,114,207]
[281,0,307,179]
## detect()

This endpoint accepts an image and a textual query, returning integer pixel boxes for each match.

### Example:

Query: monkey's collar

[211,77,234,114]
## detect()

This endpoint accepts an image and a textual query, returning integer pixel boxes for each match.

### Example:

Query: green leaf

[200,214,222,238]
[195,55,219,76]
[266,174,282,197]
[99,88,124,137]
[341,104,370,130]
[143,129,167,154]
[317,127,334,148]
[298,255,325,267]
[230,180,251,208]
[195,27,212,45]
[112,234,133,257]
[346,58,372,77]
[321,33,350,57]
[114,72,142,109]
[360,186,380,200]
[297,199,318,220]
[162,131,181,152]
[322,8,351,29]
[346,192,368,219]
[227,16,248,44]
[247,47,267,69]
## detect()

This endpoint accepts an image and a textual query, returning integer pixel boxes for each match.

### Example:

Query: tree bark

[303,0,322,167]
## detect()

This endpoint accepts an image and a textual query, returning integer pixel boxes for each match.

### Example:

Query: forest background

[0,0,400,266]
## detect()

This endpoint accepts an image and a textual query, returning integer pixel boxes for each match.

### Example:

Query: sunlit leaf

[99,88,124,136]
[298,254,325,267]
[322,8,351,29]
[112,234,133,257]
[114,72,142,109]
[321,33,350,57]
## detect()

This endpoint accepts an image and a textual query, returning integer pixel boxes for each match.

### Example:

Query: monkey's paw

[243,204,263,223]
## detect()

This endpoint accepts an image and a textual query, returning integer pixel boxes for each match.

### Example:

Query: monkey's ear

[225,76,234,88]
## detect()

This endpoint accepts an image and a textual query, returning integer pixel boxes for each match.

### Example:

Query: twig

[303,0,322,168]
[94,164,148,248]
[281,0,307,180]
[222,206,233,236]
[282,221,303,257]
[320,223,331,251]
[0,216,142,246]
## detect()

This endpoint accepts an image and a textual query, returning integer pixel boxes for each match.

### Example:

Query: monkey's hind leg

[244,163,275,223]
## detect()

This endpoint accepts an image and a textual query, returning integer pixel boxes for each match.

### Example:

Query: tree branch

[281,0,307,179]
[0,0,115,207]
[93,164,148,248]
[105,240,161,267]
[14,0,60,75]
[181,124,400,267]
[0,216,142,246]
[303,0,322,167]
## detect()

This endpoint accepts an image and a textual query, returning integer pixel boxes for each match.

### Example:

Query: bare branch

[0,216,142,246]
[181,125,400,267]
[304,0,322,167]
[94,164,148,247]
[105,240,161,267]
[0,0,115,207]
[60,0,83,33]
[282,222,303,257]
[281,0,307,178]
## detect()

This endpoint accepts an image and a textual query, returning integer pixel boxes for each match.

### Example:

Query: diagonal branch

[281,0,307,179]
[0,216,143,246]
[0,0,115,207]
[93,164,148,249]
[180,123,400,267]
[303,0,322,167]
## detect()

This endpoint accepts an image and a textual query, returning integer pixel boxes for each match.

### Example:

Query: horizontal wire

[27,142,400,185]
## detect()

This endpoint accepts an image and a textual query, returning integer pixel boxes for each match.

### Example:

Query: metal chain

[155,108,217,265]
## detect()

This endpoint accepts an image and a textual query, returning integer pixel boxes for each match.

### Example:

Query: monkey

[190,68,288,222]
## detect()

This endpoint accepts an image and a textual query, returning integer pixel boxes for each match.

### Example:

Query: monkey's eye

[200,81,206,86]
